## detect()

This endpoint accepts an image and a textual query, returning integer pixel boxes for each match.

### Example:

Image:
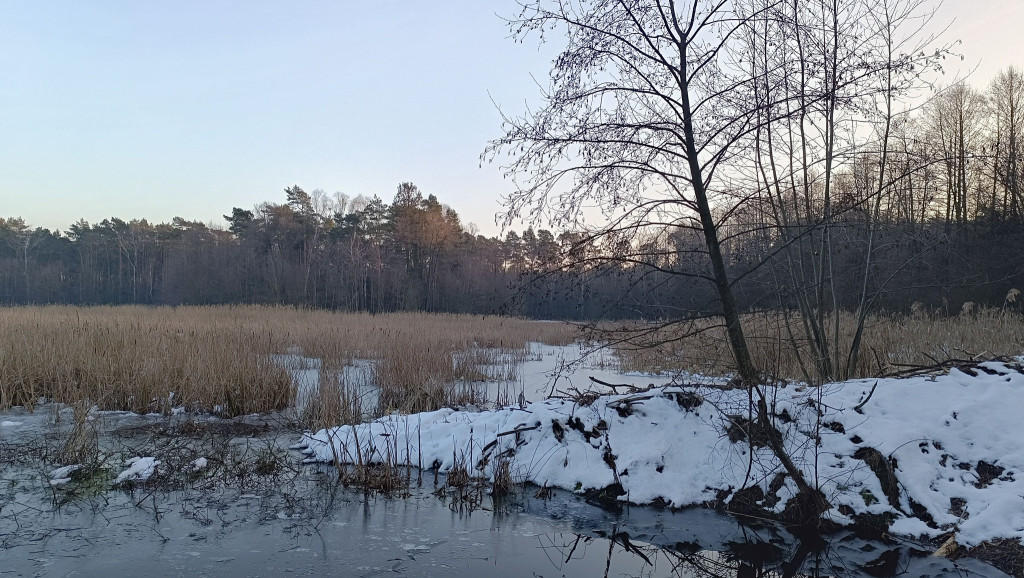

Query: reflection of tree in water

[535,524,912,578]
[535,526,768,578]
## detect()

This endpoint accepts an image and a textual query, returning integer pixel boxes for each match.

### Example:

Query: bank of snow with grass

[298,358,1024,547]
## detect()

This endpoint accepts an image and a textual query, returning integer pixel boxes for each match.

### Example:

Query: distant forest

[2,72,1024,320]
[0,181,1019,320]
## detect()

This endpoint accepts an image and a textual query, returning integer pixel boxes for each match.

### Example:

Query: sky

[0,0,1020,236]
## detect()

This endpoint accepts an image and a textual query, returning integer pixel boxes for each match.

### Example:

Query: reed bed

[614,308,1024,382]
[0,306,578,417]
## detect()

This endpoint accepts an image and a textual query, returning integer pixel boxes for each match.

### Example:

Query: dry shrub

[491,453,517,498]
[446,460,471,489]
[614,308,1024,382]
[438,450,490,509]
[372,338,498,414]
[0,306,579,415]
[326,423,409,493]
[340,462,407,493]
[0,306,293,414]
[56,400,99,466]
[374,333,453,415]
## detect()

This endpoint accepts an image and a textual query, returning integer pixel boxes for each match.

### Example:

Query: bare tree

[488,0,947,525]
[4,218,41,303]
[486,0,851,521]
[988,66,1024,219]
[487,0,783,381]
[926,82,987,227]
[746,0,943,381]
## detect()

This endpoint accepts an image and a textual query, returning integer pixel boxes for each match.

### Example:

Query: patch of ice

[0,420,22,427]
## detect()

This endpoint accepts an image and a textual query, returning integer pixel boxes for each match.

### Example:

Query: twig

[883,355,1014,379]
[588,376,643,393]
[479,424,542,457]
[853,381,878,414]
[495,424,541,438]
[605,394,658,407]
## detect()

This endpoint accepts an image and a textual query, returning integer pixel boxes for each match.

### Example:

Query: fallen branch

[883,355,1018,379]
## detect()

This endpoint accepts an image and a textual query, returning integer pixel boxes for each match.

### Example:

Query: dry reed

[614,308,1024,382]
[0,306,578,418]
[490,452,517,498]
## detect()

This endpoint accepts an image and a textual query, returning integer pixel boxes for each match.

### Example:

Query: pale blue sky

[0,0,1018,235]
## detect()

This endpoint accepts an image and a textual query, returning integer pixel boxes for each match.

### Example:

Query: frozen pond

[0,407,1007,577]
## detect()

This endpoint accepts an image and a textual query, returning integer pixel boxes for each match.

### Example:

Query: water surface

[0,406,1006,577]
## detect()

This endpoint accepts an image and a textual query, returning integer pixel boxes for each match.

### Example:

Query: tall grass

[4,304,1019,418]
[0,306,578,416]
[613,308,1024,382]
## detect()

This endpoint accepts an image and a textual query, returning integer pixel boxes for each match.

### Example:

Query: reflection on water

[1,479,1006,577]
[0,408,1008,577]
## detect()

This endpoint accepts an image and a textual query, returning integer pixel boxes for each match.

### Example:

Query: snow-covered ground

[297,348,1024,548]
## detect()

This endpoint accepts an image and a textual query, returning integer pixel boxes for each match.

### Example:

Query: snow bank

[297,360,1024,547]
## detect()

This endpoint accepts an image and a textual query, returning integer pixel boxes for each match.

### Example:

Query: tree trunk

[678,49,758,383]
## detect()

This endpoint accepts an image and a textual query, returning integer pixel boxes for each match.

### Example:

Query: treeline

[0,183,689,317]
[0,181,1021,321]
[730,67,1024,315]
[0,184,513,313]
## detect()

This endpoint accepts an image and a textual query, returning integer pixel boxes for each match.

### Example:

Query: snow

[114,456,160,485]
[50,464,83,478]
[0,420,22,427]
[297,352,1024,548]
[190,457,208,471]
[48,464,83,486]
